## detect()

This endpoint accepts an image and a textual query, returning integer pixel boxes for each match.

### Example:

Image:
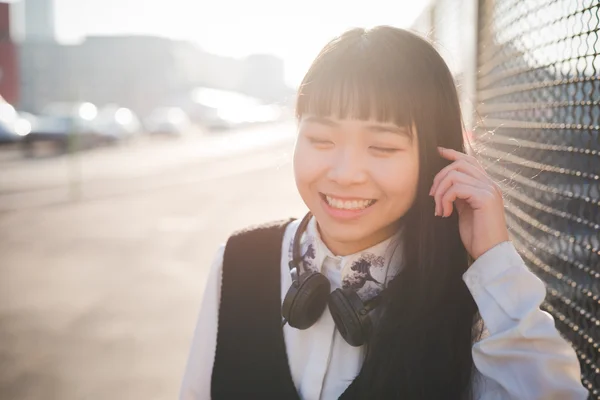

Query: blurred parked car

[0,98,28,145]
[14,112,36,136]
[0,120,20,145]
[93,104,142,142]
[22,102,112,157]
[145,107,191,137]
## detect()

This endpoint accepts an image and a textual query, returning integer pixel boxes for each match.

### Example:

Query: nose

[326,148,368,186]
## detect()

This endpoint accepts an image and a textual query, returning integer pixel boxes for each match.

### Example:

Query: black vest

[211,219,362,399]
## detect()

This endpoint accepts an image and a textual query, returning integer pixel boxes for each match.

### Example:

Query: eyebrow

[303,116,412,140]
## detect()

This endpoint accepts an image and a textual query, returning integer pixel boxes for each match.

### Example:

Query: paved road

[0,123,307,400]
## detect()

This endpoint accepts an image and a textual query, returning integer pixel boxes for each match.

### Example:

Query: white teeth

[325,195,375,210]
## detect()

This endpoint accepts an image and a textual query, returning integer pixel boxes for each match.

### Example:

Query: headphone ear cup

[328,288,373,347]
[282,271,331,330]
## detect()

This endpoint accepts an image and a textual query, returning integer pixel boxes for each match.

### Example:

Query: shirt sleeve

[179,245,225,400]
[465,241,589,400]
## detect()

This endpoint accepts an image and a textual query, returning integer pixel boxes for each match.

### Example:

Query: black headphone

[281,212,385,347]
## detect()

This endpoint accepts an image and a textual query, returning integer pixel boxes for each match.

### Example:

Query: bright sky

[15,0,430,86]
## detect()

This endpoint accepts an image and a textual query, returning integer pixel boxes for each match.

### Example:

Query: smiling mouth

[320,193,377,210]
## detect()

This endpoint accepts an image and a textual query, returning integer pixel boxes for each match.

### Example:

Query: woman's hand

[429,146,510,260]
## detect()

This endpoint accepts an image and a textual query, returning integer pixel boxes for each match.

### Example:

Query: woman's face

[294,115,420,256]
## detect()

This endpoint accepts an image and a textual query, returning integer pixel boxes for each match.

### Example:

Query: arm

[466,241,589,400]
[179,245,225,400]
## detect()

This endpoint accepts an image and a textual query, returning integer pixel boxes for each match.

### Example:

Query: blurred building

[17,35,291,116]
[192,49,245,92]
[410,4,433,39]
[0,1,18,105]
[23,0,55,41]
[18,36,185,114]
[239,54,287,103]
[18,41,70,113]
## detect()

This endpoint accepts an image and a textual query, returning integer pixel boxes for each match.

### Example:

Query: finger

[430,158,490,196]
[433,171,486,216]
[440,183,494,218]
[437,147,485,171]
[434,170,484,216]
[430,147,491,193]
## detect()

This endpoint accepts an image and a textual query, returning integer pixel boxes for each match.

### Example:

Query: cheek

[376,157,420,203]
[293,140,326,193]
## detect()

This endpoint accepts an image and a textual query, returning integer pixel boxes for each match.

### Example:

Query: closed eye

[370,146,400,154]
[308,137,333,145]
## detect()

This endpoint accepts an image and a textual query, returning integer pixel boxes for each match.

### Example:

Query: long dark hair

[296,26,482,399]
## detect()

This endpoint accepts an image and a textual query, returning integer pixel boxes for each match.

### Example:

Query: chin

[315,210,382,243]
[322,223,371,243]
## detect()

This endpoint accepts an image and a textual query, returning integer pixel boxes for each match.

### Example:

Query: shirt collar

[289,216,404,302]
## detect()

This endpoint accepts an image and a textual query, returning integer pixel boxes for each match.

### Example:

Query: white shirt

[180,218,588,400]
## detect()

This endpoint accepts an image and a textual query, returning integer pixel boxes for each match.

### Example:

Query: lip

[319,193,377,221]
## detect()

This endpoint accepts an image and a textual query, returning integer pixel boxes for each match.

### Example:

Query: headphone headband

[288,212,313,276]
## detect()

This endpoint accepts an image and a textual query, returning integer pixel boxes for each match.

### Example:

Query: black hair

[297,26,482,399]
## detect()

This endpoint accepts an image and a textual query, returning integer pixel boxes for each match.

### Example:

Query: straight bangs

[296,42,415,135]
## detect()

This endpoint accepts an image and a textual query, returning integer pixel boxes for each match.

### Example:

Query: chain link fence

[475,0,600,397]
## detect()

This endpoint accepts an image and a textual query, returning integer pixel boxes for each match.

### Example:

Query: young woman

[179,26,588,399]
